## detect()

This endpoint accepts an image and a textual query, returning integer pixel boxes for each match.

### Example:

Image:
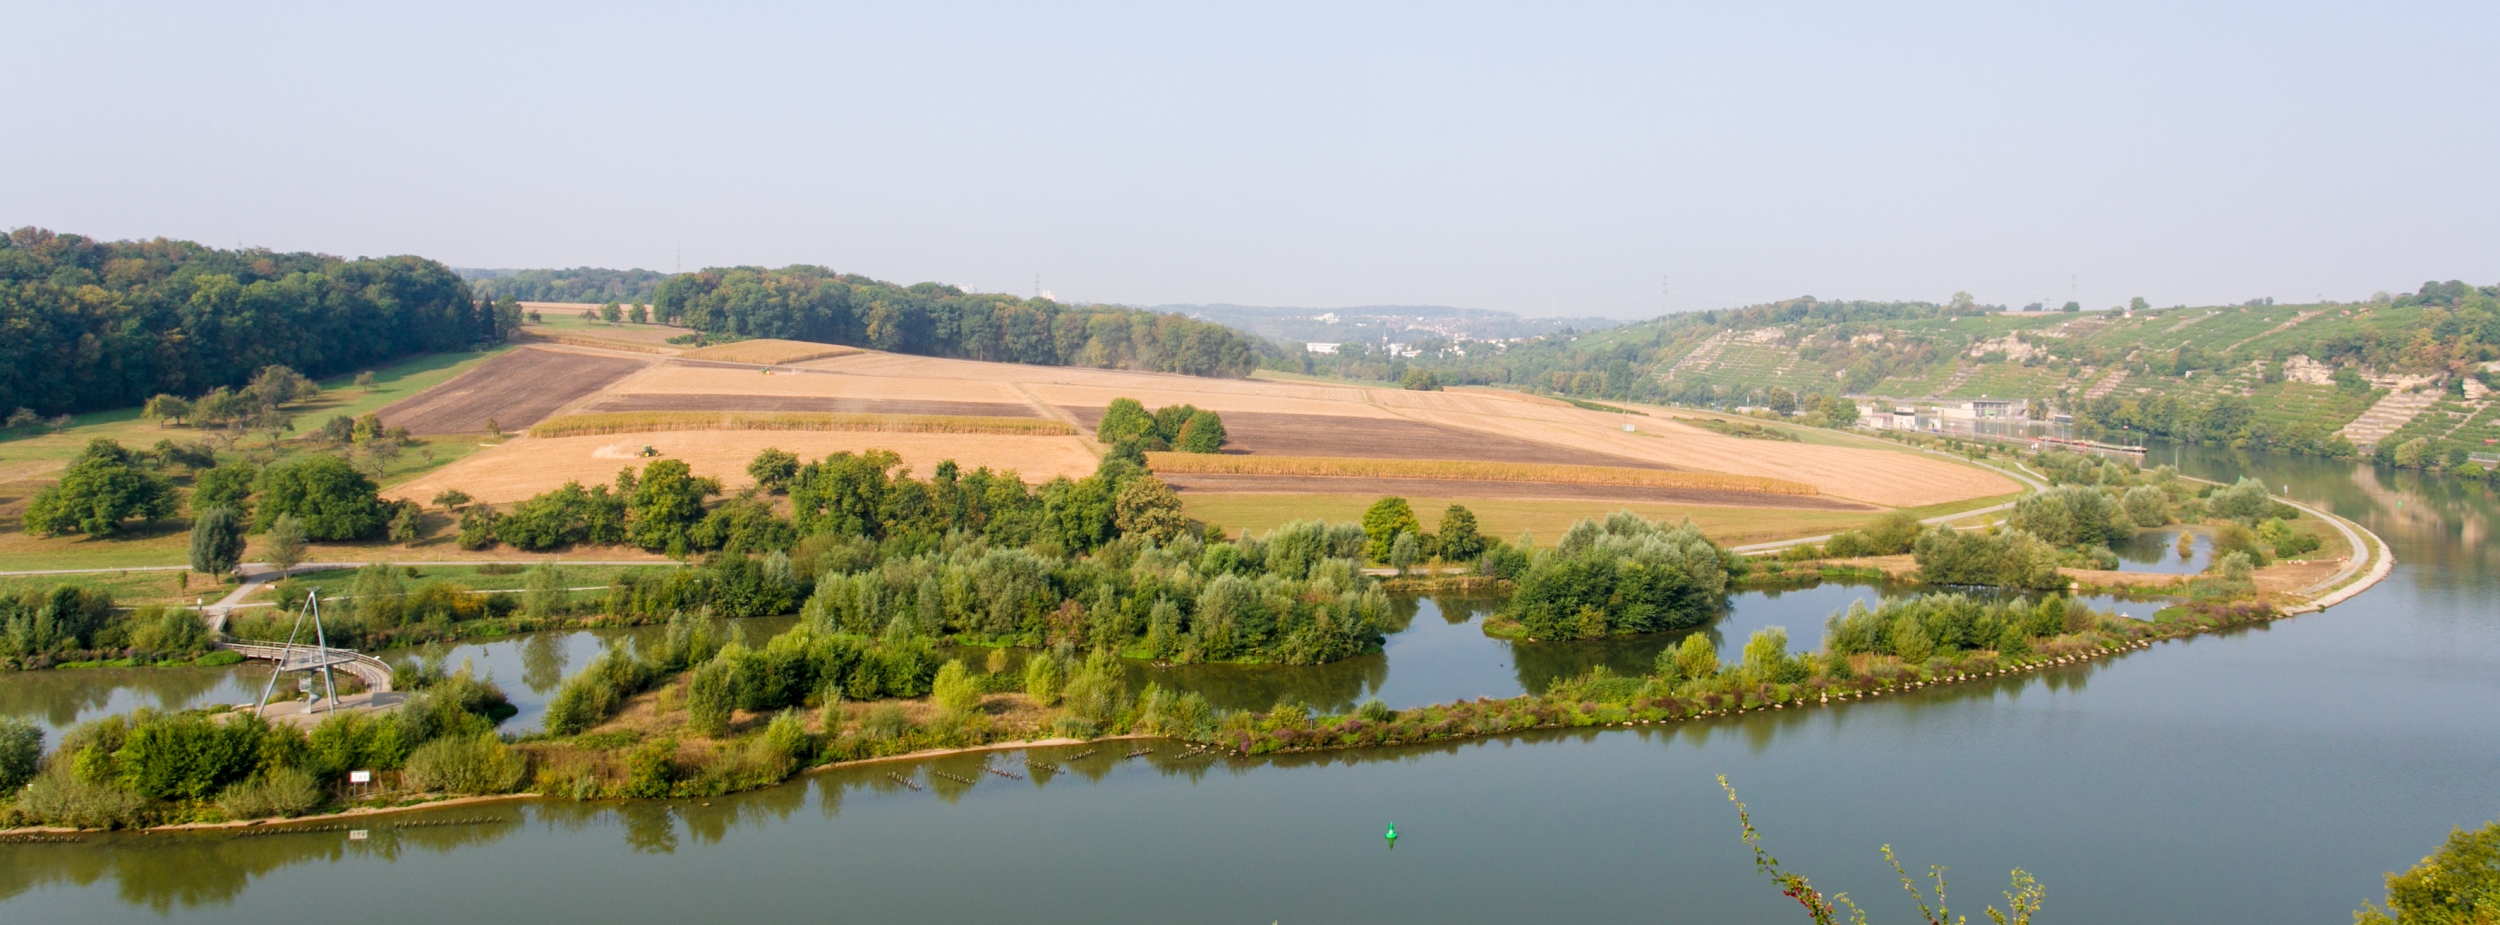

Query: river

[3,444,2493,923]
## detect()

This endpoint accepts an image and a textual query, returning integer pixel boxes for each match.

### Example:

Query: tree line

[653,266,1270,377]
[460,267,668,305]
[0,228,515,417]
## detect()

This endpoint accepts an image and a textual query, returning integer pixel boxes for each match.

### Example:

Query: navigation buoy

[1385,824,1398,849]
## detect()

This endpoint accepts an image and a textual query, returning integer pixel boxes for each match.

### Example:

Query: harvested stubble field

[387,431,1099,505]
[377,347,651,435]
[527,411,1074,438]
[679,339,861,365]
[1067,408,1669,469]
[377,344,2012,512]
[582,393,1038,418]
[1142,453,1814,495]
[1158,473,1866,510]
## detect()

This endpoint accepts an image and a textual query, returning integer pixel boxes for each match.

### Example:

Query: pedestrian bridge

[216,641,395,693]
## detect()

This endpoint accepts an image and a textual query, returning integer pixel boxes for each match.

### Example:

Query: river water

[3,444,2494,923]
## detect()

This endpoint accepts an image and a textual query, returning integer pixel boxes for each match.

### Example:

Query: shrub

[686,660,735,737]
[1437,505,1485,561]
[761,710,815,767]
[1361,497,1422,562]
[402,734,527,795]
[18,765,150,829]
[2121,485,2171,527]
[1022,654,1062,704]
[1668,633,1719,682]
[0,717,41,792]
[1507,513,1732,638]
[215,766,324,819]
[2206,477,2273,522]
[189,506,247,577]
[860,703,913,741]
[2010,486,2130,549]
[932,659,981,715]
[2354,820,2500,925]
[1912,526,2061,589]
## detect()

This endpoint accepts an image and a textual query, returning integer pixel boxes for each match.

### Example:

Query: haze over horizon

[7,2,2496,318]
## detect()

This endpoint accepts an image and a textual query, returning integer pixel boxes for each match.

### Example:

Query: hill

[1387,285,2500,468]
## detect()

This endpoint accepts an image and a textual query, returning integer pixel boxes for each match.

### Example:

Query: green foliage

[23,439,178,537]
[0,228,500,417]
[1113,475,1189,544]
[1663,633,1719,682]
[1399,368,1443,390]
[1389,532,1421,573]
[16,764,149,829]
[1821,510,1924,558]
[686,659,735,737]
[1361,497,1422,562]
[0,716,41,792]
[1505,513,1732,639]
[1437,504,1485,561]
[111,712,275,800]
[253,455,388,540]
[1826,592,2077,661]
[2257,518,2322,558]
[2010,486,2131,549]
[214,766,323,819]
[2355,820,2500,925]
[2206,477,2274,522]
[1,585,120,664]
[1176,408,1228,452]
[402,734,528,795]
[496,479,628,550]
[747,447,801,493]
[2121,484,2171,527]
[1022,653,1062,704]
[625,459,720,554]
[262,515,309,571]
[931,659,981,714]
[653,266,1264,377]
[1097,398,1158,445]
[543,646,660,736]
[188,506,246,576]
[1912,526,2062,589]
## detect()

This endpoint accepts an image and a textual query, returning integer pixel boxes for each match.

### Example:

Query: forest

[0,228,515,417]
[653,266,1270,377]
[460,267,668,305]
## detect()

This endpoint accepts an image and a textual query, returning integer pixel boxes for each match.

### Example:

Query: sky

[7,2,2497,319]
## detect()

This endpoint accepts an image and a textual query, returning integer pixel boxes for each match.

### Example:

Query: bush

[402,734,527,795]
[1360,497,1422,562]
[17,765,150,829]
[2354,820,2500,925]
[2121,485,2171,527]
[2010,486,2130,549]
[215,766,324,819]
[1912,526,2062,589]
[1022,654,1062,704]
[0,717,41,792]
[686,660,735,737]
[931,659,981,715]
[1506,513,1731,638]
[189,506,247,577]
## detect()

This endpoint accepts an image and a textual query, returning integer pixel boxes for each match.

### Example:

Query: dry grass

[681,339,861,365]
[387,431,1101,504]
[1143,452,1817,495]
[609,363,1037,403]
[528,411,1074,438]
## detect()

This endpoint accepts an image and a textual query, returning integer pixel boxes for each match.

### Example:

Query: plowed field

[1066,408,1670,468]
[584,394,1036,417]
[1160,473,1870,509]
[377,348,650,434]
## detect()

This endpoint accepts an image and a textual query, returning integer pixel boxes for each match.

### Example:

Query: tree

[2009,486,2128,548]
[246,365,318,409]
[141,394,193,426]
[1765,387,1798,416]
[254,455,389,540]
[626,459,719,554]
[23,439,178,537]
[387,501,423,543]
[1176,409,1228,453]
[1113,476,1189,544]
[1389,531,1421,574]
[628,304,649,324]
[2206,477,2272,522]
[431,488,472,510]
[1400,368,1442,391]
[932,659,981,715]
[1096,398,1158,446]
[263,514,309,572]
[193,462,258,518]
[1437,505,1484,561]
[1670,633,1718,681]
[189,506,246,577]
[600,302,623,323]
[0,716,39,793]
[747,447,801,493]
[2355,820,2500,925]
[1361,497,1422,562]
[354,371,377,390]
[2121,485,2170,527]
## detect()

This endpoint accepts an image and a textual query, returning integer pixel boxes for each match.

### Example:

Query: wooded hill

[460,267,669,305]
[0,228,513,418]
[1380,284,2500,463]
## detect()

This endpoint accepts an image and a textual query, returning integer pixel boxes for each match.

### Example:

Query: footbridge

[215,641,395,694]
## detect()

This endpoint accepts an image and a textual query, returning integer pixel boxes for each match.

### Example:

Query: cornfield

[529,412,1076,438]
[1143,453,1817,495]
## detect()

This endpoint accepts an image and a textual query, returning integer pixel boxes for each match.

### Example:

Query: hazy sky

[8,2,2495,318]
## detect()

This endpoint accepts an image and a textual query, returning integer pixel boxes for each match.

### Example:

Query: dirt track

[1159,473,1872,510]
[378,348,649,434]
[583,394,1038,417]
[1063,408,1674,469]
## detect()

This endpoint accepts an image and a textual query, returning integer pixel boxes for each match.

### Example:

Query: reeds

[1141,452,1818,496]
[528,412,1076,438]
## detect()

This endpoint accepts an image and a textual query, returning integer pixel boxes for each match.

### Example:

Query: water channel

[3,443,2493,923]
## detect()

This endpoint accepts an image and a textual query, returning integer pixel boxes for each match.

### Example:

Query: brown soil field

[582,393,1037,417]
[1066,408,1669,468]
[679,340,861,365]
[377,347,651,435]
[1181,493,1882,548]
[388,431,1100,504]
[1160,473,1870,510]
[1145,453,1813,495]
[527,412,1071,438]
[605,363,1037,405]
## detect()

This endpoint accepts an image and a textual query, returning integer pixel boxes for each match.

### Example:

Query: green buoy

[1385,823,1397,849]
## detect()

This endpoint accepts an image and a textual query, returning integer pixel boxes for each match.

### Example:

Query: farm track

[377,348,650,435]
